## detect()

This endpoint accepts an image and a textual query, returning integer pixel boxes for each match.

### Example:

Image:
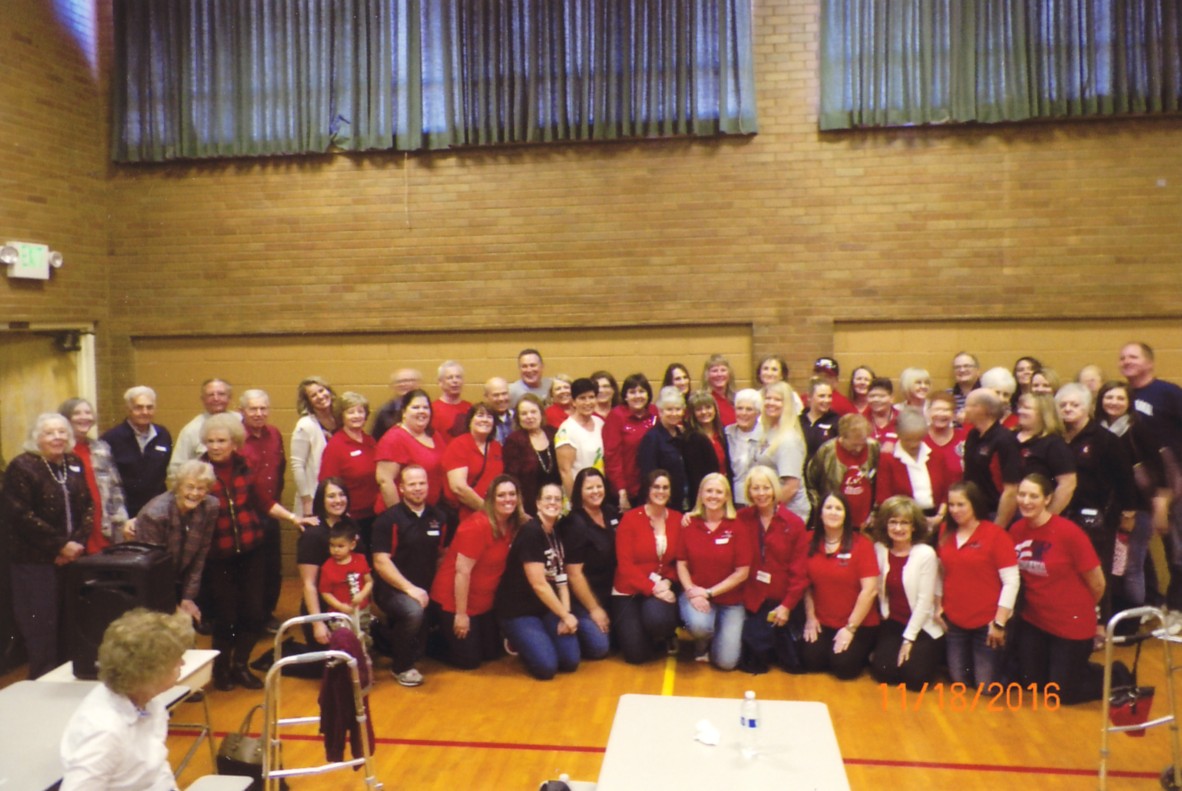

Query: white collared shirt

[894,442,934,509]
[60,684,176,791]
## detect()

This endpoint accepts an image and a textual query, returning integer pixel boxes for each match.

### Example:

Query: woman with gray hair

[979,367,1019,429]
[124,459,218,626]
[59,397,128,552]
[725,388,763,506]
[60,608,193,789]
[3,413,93,678]
[638,386,690,509]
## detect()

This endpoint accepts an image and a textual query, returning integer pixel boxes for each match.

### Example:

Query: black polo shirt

[371,502,447,593]
[1018,434,1076,483]
[964,421,1022,513]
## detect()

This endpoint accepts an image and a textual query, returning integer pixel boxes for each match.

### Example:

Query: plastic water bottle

[739,690,760,758]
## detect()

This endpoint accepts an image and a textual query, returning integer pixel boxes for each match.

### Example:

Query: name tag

[836,553,851,561]
[350,449,362,457]
[554,573,568,584]
[427,529,441,537]
[756,570,772,584]
[715,536,730,545]
[68,465,82,473]
[154,445,168,452]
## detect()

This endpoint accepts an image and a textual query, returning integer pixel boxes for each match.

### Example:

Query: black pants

[430,604,502,669]
[260,516,282,618]
[205,548,265,668]
[1014,618,1104,705]
[11,563,62,679]
[869,619,942,691]
[740,601,804,674]
[611,594,679,665]
[801,624,877,680]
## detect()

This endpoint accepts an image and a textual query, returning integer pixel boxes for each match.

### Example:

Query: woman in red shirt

[737,465,809,673]
[612,469,682,664]
[545,375,574,429]
[429,475,529,669]
[937,481,1017,689]
[442,404,504,524]
[1011,473,1108,704]
[375,389,446,509]
[603,374,658,512]
[701,354,737,427]
[802,492,880,680]
[319,391,380,542]
[676,473,750,670]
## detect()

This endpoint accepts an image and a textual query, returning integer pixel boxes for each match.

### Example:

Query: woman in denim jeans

[936,482,1019,689]
[495,482,580,679]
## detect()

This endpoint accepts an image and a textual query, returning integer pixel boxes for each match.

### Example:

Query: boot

[232,664,263,690]
[213,655,235,692]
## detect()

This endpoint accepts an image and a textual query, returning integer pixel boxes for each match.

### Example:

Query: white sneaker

[395,668,424,687]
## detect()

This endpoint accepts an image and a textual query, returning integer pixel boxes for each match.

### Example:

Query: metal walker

[259,613,382,790]
[1099,606,1182,790]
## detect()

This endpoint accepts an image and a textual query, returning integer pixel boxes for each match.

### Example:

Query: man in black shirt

[963,390,1022,526]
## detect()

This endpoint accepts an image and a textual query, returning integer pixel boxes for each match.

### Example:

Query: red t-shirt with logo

[1011,514,1100,641]
[835,443,874,527]
[805,533,880,630]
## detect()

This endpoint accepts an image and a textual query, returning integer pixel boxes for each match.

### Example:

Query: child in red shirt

[319,524,374,636]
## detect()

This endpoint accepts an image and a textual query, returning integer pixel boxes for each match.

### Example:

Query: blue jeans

[945,620,1005,688]
[1123,511,1153,605]
[374,587,426,673]
[501,613,580,680]
[678,594,745,671]
[571,602,611,660]
[612,594,679,664]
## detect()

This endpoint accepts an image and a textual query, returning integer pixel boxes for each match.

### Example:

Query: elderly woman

[806,414,881,530]
[290,376,337,518]
[702,354,737,427]
[603,373,658,511]
[376,388,447,509]
[443,403,505,524]
[662,362,692,397]
[677,473,750,669]
[726,388,763,507]
[200,413,310,690]
[496,482,581,679]
[502,394,560,516]
[802,492,880,680]
[319,391,380,534]
[3,413,93,678]
[924,392,966,475]
[980,366,1020,429]
[1015,393,1077,515]
[801,377,840,460]
[59,609,192,790]
[876,408,951,531]
[684,390,731,504]
[60,398,128,552]
[1011,474,1108,704]
[561,468,619,660]
[544,374,575,429]
[612,469,683,664]
[869,496,944,691]
[127,460,217,625]
[896,368,932,415]
[591,370,621,421]
[755,381,810,522]
[738,466,809,673]
[638,386,690,509]
[430,475,529,669]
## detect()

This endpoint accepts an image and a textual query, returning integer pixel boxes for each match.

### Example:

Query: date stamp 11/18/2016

[880,682,1061,713]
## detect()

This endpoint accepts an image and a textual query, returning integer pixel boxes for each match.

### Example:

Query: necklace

[534,442,554,474]
[43,457,74,537]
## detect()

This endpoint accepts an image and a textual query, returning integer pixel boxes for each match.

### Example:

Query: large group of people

[5,342,1181,704]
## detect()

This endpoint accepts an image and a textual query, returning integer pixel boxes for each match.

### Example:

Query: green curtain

[112,0,757,162]
[820,0,1182,131]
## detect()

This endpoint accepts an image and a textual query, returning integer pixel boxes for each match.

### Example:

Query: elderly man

[101,386,173,519]
[238,389,286,629]
[484,377,514,445]
[948,351,982,422]
[432,360,472,443]
[372,368,424,442]
[167,378,231,479]
[962,389,1022,527]
[507,348,552,407]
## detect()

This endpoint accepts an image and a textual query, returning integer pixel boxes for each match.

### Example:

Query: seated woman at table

[495,482,581,679]
[612,470,683,664]
[126,460,218,627]
[676,473,750,670]
[869,496,944,691]
[738,465,809,674]
[60,608,193,791]
[429,475,529,669]
[801,492,879,680]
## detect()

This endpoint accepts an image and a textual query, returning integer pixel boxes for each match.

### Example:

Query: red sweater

[613,506,683,595]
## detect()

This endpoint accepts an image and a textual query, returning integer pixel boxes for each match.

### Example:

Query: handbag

[217,704,264,787]
[1109,641,1154,738]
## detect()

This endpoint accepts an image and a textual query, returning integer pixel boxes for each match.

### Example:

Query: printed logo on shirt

[1135,399,1154,418]
[1014,538,1050,577]
[955,440,966,459]
[347,572,363,596]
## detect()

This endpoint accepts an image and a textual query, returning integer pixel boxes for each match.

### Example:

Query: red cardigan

[736,505,809,613]
[613,505,683,595]
[876,450,951,510]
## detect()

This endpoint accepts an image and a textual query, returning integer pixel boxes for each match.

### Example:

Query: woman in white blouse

[290,376,337,517]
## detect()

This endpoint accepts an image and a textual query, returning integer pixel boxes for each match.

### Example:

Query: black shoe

[233,665,264,690]
[213,664,236,692]
[265,617,281,635]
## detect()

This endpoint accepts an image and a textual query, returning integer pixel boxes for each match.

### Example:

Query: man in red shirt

[431,360,472,443]
[239,389,286,630]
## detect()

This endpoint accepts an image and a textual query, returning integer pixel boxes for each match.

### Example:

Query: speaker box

[65,543,175,679]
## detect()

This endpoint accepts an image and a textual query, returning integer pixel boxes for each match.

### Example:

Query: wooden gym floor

[4,578,1178,790]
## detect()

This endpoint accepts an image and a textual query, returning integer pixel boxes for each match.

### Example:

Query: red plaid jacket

[202,452,276,559]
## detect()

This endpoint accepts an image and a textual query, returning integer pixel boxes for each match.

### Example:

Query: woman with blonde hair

[1015,393,1077,516]
[545,374,575,429]
[702,354,737,427]
[290,376,337,517]
[676,473,750,669]
[755,381,810,522]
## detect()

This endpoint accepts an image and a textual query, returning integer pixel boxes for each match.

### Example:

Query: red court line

[176,729,1159,778]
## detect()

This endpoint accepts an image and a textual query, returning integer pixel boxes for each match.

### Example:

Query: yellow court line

[661,653,676,696]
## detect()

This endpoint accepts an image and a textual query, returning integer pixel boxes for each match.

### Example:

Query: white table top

[39,648,219,689]
[0,680,96,790]
[596,694,850,791]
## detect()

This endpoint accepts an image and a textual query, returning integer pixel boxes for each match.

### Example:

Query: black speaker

[65,543,175,679]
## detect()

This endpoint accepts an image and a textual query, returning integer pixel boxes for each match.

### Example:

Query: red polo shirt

[805,533,880,630]
[937,520,1014,630]
[675,516,751,606]
[429,513,512,616]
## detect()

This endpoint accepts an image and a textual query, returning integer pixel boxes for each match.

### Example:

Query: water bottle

[739,690,760,758]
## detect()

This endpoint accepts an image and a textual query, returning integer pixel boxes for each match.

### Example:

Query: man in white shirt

[507,348,552,407]
[167,378,231,479]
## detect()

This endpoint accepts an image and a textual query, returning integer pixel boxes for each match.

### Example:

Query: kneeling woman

[869,496,944,691]
[496,482,581,679]
[676,473,751,670]
[429,475,529,669]
[802,493,880,679]
[1011,473,1107,704]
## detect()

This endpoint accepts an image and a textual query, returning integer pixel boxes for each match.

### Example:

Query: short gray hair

[733,388,763,412]
[437,360,464,379]
[966,388,1005,420]
[654,386,685,409]
[123,386,157,406]
[896,407,928,437]
[979,367,1017,395]
[24,413,74,453]
[1055,382,1093,413]
[201,412,245,446]
[239,389,269,409]
[172,460,216,492]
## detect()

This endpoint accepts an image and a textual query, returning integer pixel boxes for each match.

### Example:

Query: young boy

[318,523,374,636]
